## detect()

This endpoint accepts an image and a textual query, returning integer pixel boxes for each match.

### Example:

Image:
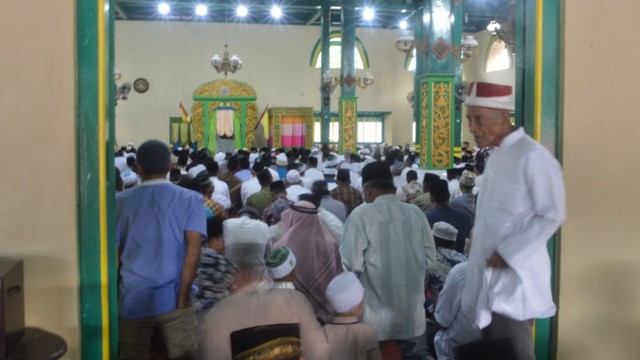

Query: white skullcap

[187,164,207,178]
[286,169,301,184]
[432,221,458,241]
[324,155,338,168]
[276,153,288,166]
[464,82,515,111]
[265,247,297,280]
[214,152,226,162]
[326,272,365,313]
[322,168,337,176]
[409,146,416,153]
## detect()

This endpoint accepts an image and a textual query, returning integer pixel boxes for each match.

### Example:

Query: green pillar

[413,0,428,147]
[320,0,331,145]
[451,2,463,157]
[340,0,357,153]
[417,0,457,168]
[77,0,117,357]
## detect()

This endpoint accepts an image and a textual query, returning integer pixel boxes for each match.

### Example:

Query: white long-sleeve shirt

[210,176,231,209]
[340,194,436,341]
[434,262,480,360]
[462,128,566,329]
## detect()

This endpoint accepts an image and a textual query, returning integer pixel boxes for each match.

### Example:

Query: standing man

[340,161,437,359]
[116,139,206,359]
[461,82,566,360]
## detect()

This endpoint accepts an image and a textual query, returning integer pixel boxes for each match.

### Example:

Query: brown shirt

[411,192,434,212]
[218,172,243,210]
[199,282,331,360]
[323,316,382,360]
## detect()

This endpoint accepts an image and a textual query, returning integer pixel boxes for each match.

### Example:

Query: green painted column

[413,0,428,147]
[535,1,562,359]
[451,2,463,157]
[339,0,357,153]
[77,0,116,358]
[514,0,526,129]
[320,0,331,144]
[106,0,118,356]
[241,102,247,149]
[417,0,458,168]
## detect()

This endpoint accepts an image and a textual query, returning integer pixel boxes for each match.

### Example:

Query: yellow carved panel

[420,83,429,167]
[341,100,357,153]
[430,82,452,168]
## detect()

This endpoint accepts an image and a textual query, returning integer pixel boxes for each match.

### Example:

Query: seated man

[426,179,473,254]
[199,241,331,359]
[434,263,481,360]
[426,222,467,307]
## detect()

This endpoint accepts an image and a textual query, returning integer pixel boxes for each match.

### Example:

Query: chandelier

[322,70,374,95]
[451,35,479,63]
[395,34,478,64]
[210,44,242,78]
[486,20,514,47]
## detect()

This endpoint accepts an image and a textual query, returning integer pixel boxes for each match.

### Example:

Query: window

[313,118,340,143]
[313,111,388,145]
[357,116,383,143]
[310,30,370,69]
[485,37,512,72]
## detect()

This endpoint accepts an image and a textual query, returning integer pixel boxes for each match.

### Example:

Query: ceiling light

[362,7,375,21]
[157,2,170,15]
[271,5,282,19]
[236,5,248,17]
[399,20,408,30]
[195,4,208,17]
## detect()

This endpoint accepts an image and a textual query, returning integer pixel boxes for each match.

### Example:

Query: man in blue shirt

[116,139,206,359]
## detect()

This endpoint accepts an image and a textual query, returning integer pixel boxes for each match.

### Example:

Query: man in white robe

[340,161,437,359]
[461,82,566,360]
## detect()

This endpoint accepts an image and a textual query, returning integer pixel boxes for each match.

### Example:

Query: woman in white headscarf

[274,200,343,322]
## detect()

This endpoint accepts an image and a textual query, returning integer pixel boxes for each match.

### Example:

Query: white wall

[0,0,79,357]
[115,21,415,147]
[558,1,640,358]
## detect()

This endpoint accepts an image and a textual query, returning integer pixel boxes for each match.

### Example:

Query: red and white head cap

[464,82,514,111]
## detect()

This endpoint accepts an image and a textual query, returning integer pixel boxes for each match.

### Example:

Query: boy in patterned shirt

[192,217,237,314]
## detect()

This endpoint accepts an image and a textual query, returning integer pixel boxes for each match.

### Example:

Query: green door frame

[75,1,563,358]
[517,1,563,359]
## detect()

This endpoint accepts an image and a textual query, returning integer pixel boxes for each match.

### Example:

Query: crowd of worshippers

[114,139,491,360]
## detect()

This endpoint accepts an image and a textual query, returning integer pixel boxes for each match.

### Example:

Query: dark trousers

[481,312,534,360]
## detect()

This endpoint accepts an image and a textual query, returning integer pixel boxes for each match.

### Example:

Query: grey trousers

[481,312,535,360]
[119,306,198,360]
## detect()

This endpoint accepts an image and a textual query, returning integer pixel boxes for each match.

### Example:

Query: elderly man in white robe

[340,161,437,359]
[461,82,566,360]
